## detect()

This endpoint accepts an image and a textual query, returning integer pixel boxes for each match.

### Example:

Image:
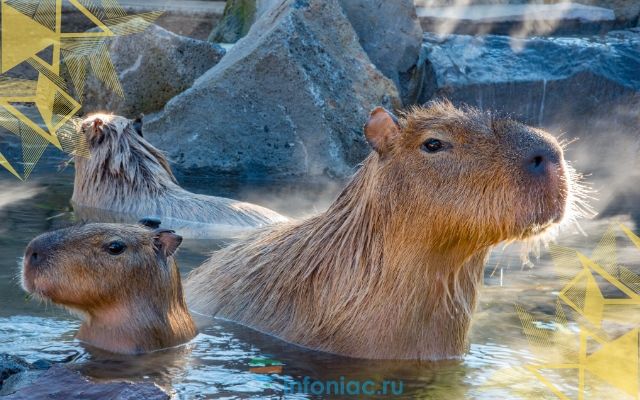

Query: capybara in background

[71,115,287,238]
[21,221,196,354]
[185,101,588,360]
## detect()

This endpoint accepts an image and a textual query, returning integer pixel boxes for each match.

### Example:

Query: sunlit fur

[21,223,196,354]
[185,101,589,360]
[71,115,287,237]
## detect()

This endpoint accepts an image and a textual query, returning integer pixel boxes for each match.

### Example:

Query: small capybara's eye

[106,240,127,255]
[422,138,444,153]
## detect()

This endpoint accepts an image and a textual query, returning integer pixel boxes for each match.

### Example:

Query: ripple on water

[0,315,81,362]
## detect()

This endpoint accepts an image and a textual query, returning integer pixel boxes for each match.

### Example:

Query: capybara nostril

[25,242,47,270]
[525,145,561,176]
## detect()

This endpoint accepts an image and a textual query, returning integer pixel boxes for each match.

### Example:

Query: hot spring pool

[1,171,638,399]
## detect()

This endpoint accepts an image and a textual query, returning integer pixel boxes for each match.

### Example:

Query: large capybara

[21,220,196,354]
[71,114,287,238]
[185,101,588,360]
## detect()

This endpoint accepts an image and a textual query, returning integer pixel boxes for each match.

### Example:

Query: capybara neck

[22,223,197,354]
[185,101,585,360]
[76,288,195,355]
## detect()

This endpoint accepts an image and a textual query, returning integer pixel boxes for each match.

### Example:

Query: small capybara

[185,101,587,360]
[21,220,196,354]
[71,114,287,238]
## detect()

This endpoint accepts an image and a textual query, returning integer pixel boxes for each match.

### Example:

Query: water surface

[0,171,637,399]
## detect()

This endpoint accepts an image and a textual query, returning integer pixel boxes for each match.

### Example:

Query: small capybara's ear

[82,116,105,145]
[139,217,161,229]
[133,114,144,137]
[364,107,400,155]
[154,229,182,257]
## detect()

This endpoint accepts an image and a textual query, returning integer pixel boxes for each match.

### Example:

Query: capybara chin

[185,101,588,360]
[22,222,196,354]
[71,114,287,238]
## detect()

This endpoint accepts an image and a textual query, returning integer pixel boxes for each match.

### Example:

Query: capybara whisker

[184,101,587,360]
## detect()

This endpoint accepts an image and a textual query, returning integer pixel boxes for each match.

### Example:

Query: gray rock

[82,24,225,118]
[338,0,424,104]
[418,3,616,36]
[209,0,422,103]
[0,354,30,387]
[3,365,169,400]
[575,0,640,25]
[145,0,400,180]
[419,30,640,110]
[0,370,44,396]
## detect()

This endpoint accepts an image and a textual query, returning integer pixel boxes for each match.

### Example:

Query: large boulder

[81,24,225,118]
[338,0,424,104]
[575,0,640,26]
[210,0,423,103]
[144,0,400,180]
[417,3,616,37]
[418,29,640,213]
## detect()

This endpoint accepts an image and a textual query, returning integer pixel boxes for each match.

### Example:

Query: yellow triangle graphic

[60,0,114,37]
[585,328,639,396]
[0,152,21,179]
[1,3,59,72]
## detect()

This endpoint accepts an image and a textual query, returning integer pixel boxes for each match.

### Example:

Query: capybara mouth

[21,258,54,299]
[518,162,571,239]
[22,268,42,297]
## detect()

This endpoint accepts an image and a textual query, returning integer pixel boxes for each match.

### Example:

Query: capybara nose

[25,239,49,270]
[524,144,561,177]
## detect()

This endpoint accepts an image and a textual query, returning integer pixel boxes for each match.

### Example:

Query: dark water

[0,170,638,399]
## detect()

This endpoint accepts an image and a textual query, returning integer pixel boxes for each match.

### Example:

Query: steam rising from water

[0,183,41,210]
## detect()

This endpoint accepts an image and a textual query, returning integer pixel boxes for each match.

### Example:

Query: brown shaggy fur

[22,223,196,354]
[185,101,587,360]
[72,115,287,238]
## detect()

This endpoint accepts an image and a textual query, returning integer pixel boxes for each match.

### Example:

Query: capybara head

[363,101,584,249]
[22,222,183,313]
[75,114,177,185]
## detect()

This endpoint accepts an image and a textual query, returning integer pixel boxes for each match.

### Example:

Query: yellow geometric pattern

[0,0,162,179]
[514,224,640,399]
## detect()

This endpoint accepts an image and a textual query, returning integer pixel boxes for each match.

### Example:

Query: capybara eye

[422,138,444,153]
[106,240,127,255]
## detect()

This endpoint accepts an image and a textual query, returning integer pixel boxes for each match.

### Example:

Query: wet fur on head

[185,100,589,360]
[80,114,177,189]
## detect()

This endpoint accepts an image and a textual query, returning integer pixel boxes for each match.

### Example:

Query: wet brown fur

[72,115,287,237]
[22,223,196,354]
[185,101,581,360]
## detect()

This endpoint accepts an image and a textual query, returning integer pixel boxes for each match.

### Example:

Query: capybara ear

[153,229,182,257]
[133,114,144,137]
[82,116,105,145]
[139,217,161,229]
[364,107,400,154]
